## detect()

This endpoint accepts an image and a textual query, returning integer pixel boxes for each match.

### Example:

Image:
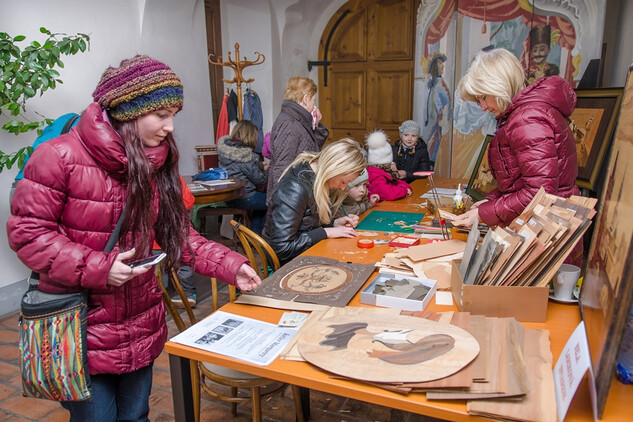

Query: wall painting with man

[413,0,606,178]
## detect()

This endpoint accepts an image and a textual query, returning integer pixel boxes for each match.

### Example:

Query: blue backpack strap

[15,113,80,181]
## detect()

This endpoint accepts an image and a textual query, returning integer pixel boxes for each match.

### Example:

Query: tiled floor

[0,219,446,421]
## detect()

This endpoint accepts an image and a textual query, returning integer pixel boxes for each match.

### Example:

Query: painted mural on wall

[413,0,606,178]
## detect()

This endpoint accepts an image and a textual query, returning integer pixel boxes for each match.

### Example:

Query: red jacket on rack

[216,92,230,140]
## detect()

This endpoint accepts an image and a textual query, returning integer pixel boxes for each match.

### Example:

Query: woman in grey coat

[266,76,329,206]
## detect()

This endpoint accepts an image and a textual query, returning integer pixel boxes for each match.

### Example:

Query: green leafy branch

[0,27,90,172]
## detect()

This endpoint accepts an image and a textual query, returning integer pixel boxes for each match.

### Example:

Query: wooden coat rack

[208,42,265,120]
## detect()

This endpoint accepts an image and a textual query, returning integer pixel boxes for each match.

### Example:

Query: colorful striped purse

[17,204,126,401]
[19,285,91,401]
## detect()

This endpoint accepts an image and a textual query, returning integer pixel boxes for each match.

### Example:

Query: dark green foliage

[0,27,90,172]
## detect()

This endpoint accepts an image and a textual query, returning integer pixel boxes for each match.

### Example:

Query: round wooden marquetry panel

[280,264,353,295]
[297,313,480,383]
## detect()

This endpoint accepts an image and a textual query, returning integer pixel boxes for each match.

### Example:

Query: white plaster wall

[219,0,346,131]
[0,0,212,306]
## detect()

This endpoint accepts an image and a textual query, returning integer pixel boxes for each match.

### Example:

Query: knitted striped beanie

[92,55,183,121]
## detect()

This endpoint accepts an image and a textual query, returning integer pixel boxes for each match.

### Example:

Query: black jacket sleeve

[265,177,327,263]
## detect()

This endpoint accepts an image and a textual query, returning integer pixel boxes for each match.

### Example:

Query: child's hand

[406,188,412,196]
[369,194,380,206]
[263,161,270,171]
[390,162,398,172]
[398,169,406,179]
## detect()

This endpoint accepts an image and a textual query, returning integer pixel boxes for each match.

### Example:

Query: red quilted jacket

[478,76,580,227]
[7,103,248,375]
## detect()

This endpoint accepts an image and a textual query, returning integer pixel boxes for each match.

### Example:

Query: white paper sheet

[421,188,457,198]
[199,179,236,187]
[553,321,594,422]
[170,310,298,366]
[434,291,454,306]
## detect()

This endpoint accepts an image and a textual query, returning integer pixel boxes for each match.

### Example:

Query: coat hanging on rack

[216,92,230,141]
[208,42,265,120]
[227,89,239,123]
[243,88,264,153]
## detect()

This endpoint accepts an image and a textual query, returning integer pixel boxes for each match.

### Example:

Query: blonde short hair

[229,120,258,149]
[284,76,318,103]
[458,48,526,114]
[286,138,366,224]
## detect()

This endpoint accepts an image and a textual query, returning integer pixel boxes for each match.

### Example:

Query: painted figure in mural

[422,53,450,165]
[527,24,559,84]
[453,48,581,267]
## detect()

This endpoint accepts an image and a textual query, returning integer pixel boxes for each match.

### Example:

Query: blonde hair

[284,76,318,103]
[458,48,526,114]
[229,120,258,149]
[284,138,366,224]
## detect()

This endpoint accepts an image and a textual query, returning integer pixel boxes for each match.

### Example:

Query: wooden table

[184,176,246,205]
[165,178,629,421]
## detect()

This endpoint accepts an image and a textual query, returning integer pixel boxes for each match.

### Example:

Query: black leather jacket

[264,161,328,264]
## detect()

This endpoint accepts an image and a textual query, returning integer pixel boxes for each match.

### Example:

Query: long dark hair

[112,119,191,273]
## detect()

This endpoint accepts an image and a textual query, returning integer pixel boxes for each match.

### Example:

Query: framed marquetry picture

[571,88,623,190]
[465,134,496,202]
[579,67,633,418]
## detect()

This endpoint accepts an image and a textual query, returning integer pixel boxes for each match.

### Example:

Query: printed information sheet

[170,310,298,366]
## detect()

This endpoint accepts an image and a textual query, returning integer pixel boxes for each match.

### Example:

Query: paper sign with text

[553,321,595,421]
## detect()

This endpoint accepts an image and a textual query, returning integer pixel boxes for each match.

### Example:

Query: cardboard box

[450,260,549,322]
[361,273,437,312]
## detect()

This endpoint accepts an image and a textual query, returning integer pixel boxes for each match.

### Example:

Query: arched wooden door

[318,0,419,146]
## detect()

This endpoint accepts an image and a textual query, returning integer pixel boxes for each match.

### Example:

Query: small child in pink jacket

[365,130,412,201]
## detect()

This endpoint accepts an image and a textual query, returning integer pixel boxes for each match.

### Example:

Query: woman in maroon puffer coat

[7,55,261,421]
[454,48,579,229]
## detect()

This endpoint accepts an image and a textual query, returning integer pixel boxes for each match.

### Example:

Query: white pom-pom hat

[366,130,392,166]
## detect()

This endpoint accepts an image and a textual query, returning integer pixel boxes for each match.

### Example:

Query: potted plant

[0,27,90,172]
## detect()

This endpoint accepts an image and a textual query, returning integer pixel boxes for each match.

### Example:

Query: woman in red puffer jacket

[7,55,261,421]
[454,48,579,229]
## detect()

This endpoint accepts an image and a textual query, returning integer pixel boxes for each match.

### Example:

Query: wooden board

[238,255,375,308]
[297,313,479,383]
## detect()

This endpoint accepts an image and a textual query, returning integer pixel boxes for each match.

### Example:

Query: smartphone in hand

[128,252,166,269]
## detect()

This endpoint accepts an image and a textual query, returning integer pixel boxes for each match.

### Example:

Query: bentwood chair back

[157,263,304,422]
[230,219,280,278]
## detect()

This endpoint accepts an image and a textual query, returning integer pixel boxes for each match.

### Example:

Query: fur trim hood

[217,135,254,163]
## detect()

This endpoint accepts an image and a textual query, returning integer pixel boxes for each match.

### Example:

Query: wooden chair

[230,219,279,278]
[156,263,305,422]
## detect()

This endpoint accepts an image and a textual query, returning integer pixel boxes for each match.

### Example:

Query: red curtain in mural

[424,0,577,81]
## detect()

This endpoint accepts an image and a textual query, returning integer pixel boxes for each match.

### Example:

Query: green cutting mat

[355,210,424,233]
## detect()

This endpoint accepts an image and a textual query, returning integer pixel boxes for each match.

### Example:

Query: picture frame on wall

[579,67,633,418]
[465,135,496,202]
[571,88,623,191]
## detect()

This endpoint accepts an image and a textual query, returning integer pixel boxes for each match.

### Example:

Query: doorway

[318,0,420,146]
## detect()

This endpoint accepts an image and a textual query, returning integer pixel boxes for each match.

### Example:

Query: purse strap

[29,203,128,283]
